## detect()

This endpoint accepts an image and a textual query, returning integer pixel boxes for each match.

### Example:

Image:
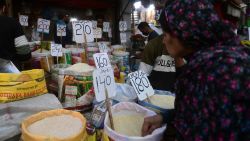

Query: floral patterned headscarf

[164,0,239,49]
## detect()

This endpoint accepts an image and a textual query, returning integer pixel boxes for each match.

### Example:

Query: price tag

[93,67,116,102]
[103,22,110,32]
[128,70,154,101]
[19,15,28,26]
[94,28,102,39]
[37,18,50,34]
[108,28,112,38]
[120,33,127,43]
[93,53,111,69]
[57,24,66,36]
[119,21,127,31]
[73,21,94,43]
[51,43,63,57]
[98,42,108,53]
[248,27,250,41]
[92,20,97,29]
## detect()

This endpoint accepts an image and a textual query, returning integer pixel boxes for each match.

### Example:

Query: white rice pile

[65,63,95,73]
[113,110,145,137]
[27,115,82,139]
[149,94,175,109]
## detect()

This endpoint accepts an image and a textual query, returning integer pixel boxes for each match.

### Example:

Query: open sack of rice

[104,102,166,141]
[21,109,87,141]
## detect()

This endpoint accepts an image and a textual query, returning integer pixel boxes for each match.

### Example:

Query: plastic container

[138,90,175,114]
[111,45,125,52]
[32,50,53,72]
[104,102,166,141]
[68,48,87,64]
[86,46,99,66]
[59,48,72,64]
[112,51,130,73]
[21,109,87,141]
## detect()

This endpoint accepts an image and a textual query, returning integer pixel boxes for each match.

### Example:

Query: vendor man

[137,22,159,41]
[0,0,31,70]
[139,12,185,92]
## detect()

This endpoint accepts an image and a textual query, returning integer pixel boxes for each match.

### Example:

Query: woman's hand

[142,114,164,136]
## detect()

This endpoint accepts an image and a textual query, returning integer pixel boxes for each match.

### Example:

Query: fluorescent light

[134,1,142,9]
[70,18,78,22]
[147,4,155,11]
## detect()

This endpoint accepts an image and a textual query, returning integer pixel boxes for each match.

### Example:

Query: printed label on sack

[65,85,78,95]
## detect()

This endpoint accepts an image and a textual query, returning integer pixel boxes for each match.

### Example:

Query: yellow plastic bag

[0,69,48,103]
[21,109,87,141]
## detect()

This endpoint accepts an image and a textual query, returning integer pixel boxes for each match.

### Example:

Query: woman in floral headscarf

[142,0,250,140]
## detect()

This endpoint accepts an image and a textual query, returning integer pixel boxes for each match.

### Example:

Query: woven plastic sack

[0,94,62,141]
[0,69,48,103]
[104,102,166,141]
[21,109,87,141]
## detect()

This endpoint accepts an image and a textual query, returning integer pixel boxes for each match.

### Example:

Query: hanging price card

[51,43,63,57]
[93,67,116,102]
[94,28,102,39]
[93,53,111,69]
[19,15,28,26]
[37,18,50,34]
[98,42,108,53]
[119,21,127,31]
[103,22,110,32]
[57,24,66,36]
[120,33,127,43]
[92,20,98,29]
[128,70,154,101]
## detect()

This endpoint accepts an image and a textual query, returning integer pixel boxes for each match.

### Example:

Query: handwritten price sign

[19,15,28,26]
[51,43,63,57]
[103,22,110,32]
[119,21,127,31]
[57,24,66,36]
[98,42,108,53]
[37,18,50,34]
[93,53,111,69]
[120,33,127,43]
[93,67,116,102]
[128,70,154,101]
[73,21,94,43]
[94,28,102,39]
[92,20,97,29]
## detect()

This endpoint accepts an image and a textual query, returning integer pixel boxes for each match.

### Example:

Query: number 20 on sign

[128,70,154,101]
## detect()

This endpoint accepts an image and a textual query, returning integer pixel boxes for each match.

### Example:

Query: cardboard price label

[119,21,127,31]
[93,67,116,102]
[94,28,102,39]
[103,22,110,32]
[37,18,50,34]
[128,70,154,101]
[19,15,28,26]
[98,42,108,53]
[57,24,66,36]
[92,20,97,29]
[73,21,94,43]
[108,28,112,38]
[120,33,127,43]
[93,53,111,69]
[51,43,63,57]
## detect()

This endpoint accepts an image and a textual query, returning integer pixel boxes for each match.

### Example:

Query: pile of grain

[27,115,82,139]
[65,63,95,73]
[113,110,144,137]
[149,94,175,109]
